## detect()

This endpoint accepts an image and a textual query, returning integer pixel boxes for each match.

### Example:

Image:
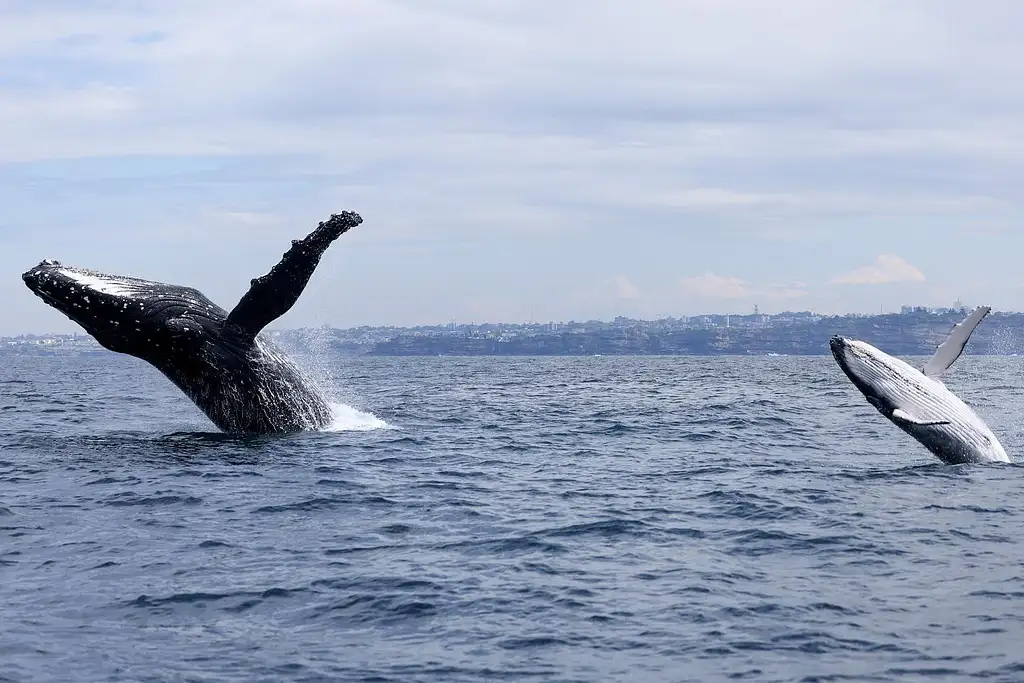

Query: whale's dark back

[157,332,333,434]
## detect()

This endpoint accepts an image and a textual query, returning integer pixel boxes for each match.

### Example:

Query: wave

[322,402,391,432]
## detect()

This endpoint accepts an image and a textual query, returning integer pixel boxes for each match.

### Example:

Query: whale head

[830,335,882,373]
[22,261,227,357]
[829,335,914,414]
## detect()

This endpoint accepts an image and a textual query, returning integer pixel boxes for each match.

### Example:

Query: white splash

[322,402,391,432]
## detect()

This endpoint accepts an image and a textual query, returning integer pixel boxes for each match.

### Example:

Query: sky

[3,0,1024,334]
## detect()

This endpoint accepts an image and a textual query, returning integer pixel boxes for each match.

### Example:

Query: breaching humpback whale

[830,306,1009,465]
[22,211,363,434]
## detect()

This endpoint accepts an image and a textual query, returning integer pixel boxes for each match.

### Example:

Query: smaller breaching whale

[22,212,363,434]
[830,306,1009,465]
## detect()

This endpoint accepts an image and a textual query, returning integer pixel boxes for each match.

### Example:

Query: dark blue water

[3,353,1024,683]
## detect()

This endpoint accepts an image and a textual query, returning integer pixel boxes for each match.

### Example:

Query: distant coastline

[7,308,1024,357]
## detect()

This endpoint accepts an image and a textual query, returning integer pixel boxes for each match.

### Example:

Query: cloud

[4,1,1024,332]
[677,272,749,300]
[676,272,808,301]
[831,254,926,285]
[610,275,641,300]
[566,272,809,322]
[570,275,642,313]
[2,1,1024,171]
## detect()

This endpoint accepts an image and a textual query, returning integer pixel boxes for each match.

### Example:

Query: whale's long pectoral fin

[921,305,991,379]
[891,409,951,427]
[226,211,363,339]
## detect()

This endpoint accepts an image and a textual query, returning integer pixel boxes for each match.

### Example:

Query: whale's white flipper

[891,409,951,427]
[922,306,991,379]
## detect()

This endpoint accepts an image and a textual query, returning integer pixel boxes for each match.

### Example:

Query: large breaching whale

[22,211,363,434]
[830,306,1009,465]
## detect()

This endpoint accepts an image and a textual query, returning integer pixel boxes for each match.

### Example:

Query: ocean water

[3,352,1024,683]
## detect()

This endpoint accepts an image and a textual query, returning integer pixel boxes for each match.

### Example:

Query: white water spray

[274,327,392,432]
[323,402,391,432]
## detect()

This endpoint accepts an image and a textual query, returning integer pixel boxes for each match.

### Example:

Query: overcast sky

[3,0,1024,334]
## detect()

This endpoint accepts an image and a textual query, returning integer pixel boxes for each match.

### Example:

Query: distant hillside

[9,310,1024,357]
[276,311,1024,357]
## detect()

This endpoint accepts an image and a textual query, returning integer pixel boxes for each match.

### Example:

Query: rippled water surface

[3,353,1024,682]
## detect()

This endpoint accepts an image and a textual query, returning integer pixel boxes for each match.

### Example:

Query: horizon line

[3,305,1012,338]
